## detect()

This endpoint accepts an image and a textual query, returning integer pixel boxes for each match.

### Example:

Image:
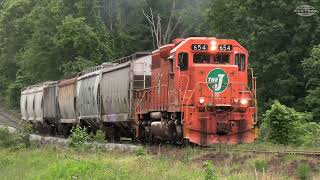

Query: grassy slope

[0,147,203,180]
[0,144,319,180]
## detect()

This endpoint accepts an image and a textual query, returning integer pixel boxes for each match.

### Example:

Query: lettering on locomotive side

[207,68,229,93]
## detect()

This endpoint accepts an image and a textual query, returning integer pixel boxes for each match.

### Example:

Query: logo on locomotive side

[207,68,229,93]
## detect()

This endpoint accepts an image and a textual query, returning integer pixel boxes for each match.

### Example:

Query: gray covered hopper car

[57,77,78,124]
[76,70,101,123]
[20,81,59,122]
[100,54,152,123]
[19,52,151,138]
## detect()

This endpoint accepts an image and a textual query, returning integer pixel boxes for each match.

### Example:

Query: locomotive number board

[218,44,233,51]
[191,44,208,51]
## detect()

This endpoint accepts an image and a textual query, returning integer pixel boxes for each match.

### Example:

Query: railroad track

[0,112,319,157]
[207,147,320,157]
[0,111,20,129]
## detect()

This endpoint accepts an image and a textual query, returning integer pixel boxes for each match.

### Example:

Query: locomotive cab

[135,37,257,145]
[176,38,256,145]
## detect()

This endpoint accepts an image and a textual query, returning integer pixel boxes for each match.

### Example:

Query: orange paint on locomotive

[135,37,257,145]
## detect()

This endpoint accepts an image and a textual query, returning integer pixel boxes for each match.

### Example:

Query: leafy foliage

[202,0,320,120]
[0,0,209,108]
[203,160,218,180]
[303,44,320,121]
[68,126,89,148]
[89,130,106,144]
[0,0,113,107]
[259,101,320,146]
[0,126,30,150]
[134,146,146,156]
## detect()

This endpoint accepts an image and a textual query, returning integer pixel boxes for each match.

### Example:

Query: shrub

[134,146,146,156]
[296,164,312,180]
[203,160,218,180]
[259,101,313,145]
[0,127,15,148]
[69,126,89,148]
[253,159,268,172]
[89,130,106,143]
[0,156,14,168]
[38,160,105,179]
[301,122,320,147]
[0,126,30,150]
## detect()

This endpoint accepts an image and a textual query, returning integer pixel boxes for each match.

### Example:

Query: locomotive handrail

[135,90,148,113]
[135,85,169,113]
[186,89,195,105]
[178,75,190,105]
[249,68,258,124]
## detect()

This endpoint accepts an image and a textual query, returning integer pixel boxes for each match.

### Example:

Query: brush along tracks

[0,118,319,157]
[206,147,320,157]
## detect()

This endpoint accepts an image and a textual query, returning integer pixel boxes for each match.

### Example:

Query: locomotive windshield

[193,53,230,64]
[193,54,210,63]
[213,54,229,64]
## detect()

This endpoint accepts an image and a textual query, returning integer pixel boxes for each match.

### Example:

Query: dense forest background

[0,0,319,124]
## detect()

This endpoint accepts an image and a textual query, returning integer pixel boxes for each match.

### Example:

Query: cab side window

[235,54,246,71]
[178,52,188,71]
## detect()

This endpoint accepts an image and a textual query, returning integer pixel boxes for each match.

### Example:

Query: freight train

[20,37,257,145]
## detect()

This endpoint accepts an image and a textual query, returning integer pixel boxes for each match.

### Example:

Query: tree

[54,15,112,76]
[0,0,38,105]
[202,0,320,117]
[143,0,210,49]
[0,0,113,108]
[303,44,320,121]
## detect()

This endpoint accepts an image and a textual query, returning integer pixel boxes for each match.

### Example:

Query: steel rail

[206,147,320,156]
[0,111,20,129]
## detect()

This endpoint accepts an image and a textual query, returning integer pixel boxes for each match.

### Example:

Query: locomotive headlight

[240,99,248,105]
[210,40,217,46]
[210,46,217,51]
[199,97,205,104]
[210,40,217,51]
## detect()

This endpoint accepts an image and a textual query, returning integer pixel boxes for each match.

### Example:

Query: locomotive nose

[191,65,238,108]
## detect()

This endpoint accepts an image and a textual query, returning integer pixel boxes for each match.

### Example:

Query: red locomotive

[21,37,257,145]
[135,37,257,145]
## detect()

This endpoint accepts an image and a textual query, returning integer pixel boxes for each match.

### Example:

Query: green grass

[208,141,320,152]
[0,147,204,180]
[1,144,320,180]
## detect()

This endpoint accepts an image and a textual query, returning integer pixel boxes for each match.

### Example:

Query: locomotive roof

[152,37,248,54]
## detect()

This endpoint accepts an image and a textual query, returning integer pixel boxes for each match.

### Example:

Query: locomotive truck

[20,37,257,145]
